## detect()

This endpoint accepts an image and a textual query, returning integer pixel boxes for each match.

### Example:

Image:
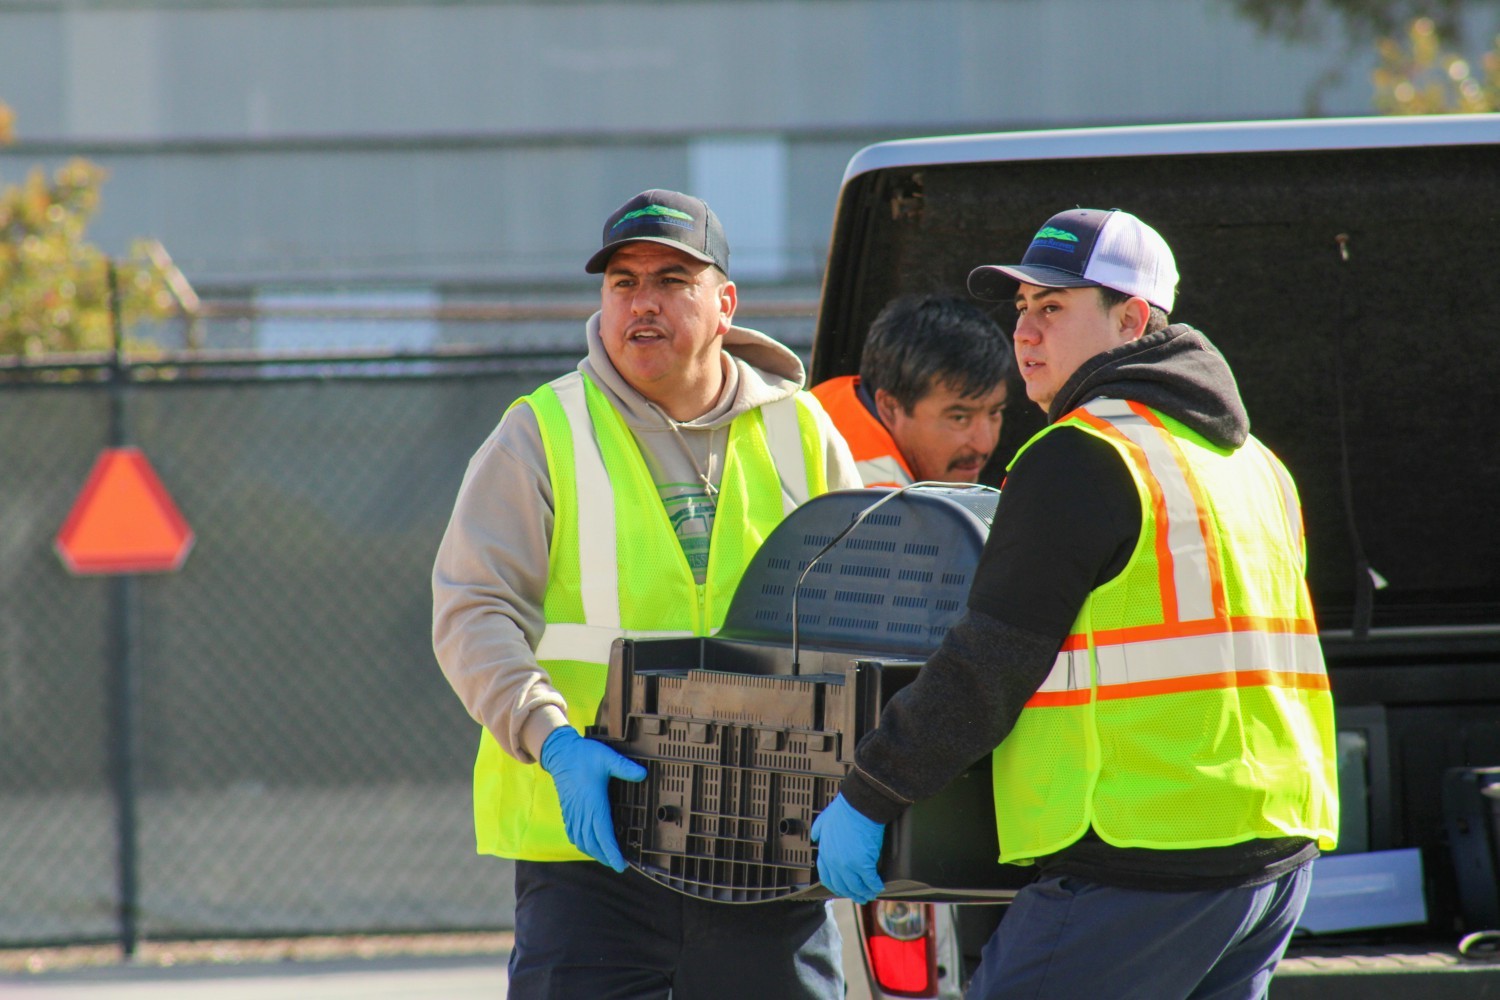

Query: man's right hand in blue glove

[539,726,647,872]
[811,793,887,904]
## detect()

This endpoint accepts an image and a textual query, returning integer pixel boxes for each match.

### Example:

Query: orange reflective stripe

[1026,669,1332,708]
[1128,400,1229,621]
[1041,623,1323,704]
[1155,463,1180,624]
[1096,668,1332,702]
[1026,689,1094,708]
[1060,614,1318,650]
[1092,629,1325,684]
[1074,405,1183,624]
[1111,403,1213,622]
[1028,666,1329,708]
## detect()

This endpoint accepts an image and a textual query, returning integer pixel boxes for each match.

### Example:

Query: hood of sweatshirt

[578,311,805,432]
[1048,323,1250,449]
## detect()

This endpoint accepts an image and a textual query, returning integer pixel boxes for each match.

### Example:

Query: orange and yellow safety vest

[992,397,1339,864]
[811,375,914,488]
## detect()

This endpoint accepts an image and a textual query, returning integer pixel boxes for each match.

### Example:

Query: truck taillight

[861,900,938,997]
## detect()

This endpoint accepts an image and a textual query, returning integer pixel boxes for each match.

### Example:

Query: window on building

[688,135,789,282]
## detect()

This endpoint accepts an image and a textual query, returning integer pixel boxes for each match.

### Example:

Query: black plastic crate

[592,637,864,902]
[593,637,1027,903]
[590,487,1032,903]
[607,707,844,901]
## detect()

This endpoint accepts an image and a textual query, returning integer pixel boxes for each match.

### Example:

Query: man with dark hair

[434,189,859,998]
[811,293,1009,486]
[811,208,1337,999]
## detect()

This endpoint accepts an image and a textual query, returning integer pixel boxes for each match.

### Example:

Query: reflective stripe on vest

[1254,437,1306,556]
[856,455,914,489]
[549,372,617,635]
[990,395,1337,862]
[761,394,812,514]
[1041,630,1327,706]
[1029,398,1326,708]
[1081,398,1220,623]
[538,374,811,658]
[473,370,829,861]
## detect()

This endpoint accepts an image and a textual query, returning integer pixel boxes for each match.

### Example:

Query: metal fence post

[105,259,141,957]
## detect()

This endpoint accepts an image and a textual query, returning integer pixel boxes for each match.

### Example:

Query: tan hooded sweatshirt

[432,312,860,765]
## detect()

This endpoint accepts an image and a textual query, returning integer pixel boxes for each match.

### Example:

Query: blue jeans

[965,860,1313,1000]
[506,860,843,1000]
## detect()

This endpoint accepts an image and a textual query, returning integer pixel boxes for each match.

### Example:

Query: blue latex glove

[810,793,886,904]
[540,727,647,872]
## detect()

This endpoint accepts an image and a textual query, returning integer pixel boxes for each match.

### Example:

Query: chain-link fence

[0,345,602,950]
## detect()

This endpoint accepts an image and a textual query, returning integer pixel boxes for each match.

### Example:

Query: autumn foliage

[0,101,177,356]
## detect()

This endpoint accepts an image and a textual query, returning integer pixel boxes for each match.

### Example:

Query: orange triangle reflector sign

[56,447,195,575]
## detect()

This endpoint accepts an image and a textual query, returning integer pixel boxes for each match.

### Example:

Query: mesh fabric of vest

[473,374,829,860]
[991,403,1337,864]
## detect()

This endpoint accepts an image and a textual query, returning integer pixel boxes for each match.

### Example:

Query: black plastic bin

[588,487,1033,903]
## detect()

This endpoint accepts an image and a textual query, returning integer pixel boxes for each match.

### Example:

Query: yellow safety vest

[992,398,1339,864]
[472,370,830,861]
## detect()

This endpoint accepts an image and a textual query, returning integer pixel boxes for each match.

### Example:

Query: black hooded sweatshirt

[839,324,1318,890]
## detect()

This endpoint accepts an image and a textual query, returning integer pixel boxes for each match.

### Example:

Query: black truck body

[809,114,1500,998]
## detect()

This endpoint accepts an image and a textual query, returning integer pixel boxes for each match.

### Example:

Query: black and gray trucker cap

[585,189,730,276]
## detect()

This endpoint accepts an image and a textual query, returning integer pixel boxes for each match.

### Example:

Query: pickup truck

[808,114,1500,1000]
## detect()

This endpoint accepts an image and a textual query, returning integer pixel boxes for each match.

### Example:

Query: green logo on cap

[614,205,695,230]
[1035,226,1078,242]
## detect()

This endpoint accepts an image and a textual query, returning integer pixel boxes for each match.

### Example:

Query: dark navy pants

[506,860,844,1000]
[965,860,1313,1000]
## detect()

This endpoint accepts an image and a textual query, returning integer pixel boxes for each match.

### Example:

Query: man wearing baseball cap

[812,208,1337,998]
[435,189,859,998]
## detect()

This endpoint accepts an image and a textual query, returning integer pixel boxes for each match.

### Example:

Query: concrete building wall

[0,0,1451,330]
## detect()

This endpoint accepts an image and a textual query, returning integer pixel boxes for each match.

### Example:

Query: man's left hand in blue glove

[810,793,886,904]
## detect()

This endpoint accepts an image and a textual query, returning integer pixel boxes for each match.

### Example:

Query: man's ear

[1118,296,1151,341]
[716,278,737,335]
[873,387,904,427]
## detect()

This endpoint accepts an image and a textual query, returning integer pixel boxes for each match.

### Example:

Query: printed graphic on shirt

[659,481,716,583]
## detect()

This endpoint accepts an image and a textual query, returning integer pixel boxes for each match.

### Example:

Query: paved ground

[0,954,508,999]
[18,923,1493,999]
[0,905,872,999]
[0,935,512,1000]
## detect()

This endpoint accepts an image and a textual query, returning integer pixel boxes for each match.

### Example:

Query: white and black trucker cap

[967,208,1178,312]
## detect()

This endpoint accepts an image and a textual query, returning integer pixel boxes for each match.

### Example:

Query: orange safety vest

[810,375,913,488]
[992,397,1339,864]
